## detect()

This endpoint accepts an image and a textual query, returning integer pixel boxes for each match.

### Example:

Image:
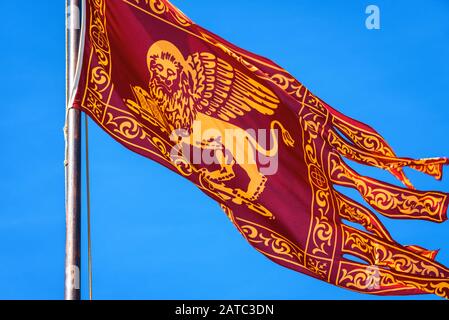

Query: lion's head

[148,54,181,95]
[146,40,195,132]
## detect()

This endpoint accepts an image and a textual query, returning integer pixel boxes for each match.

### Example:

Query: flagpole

[65,0,82,300]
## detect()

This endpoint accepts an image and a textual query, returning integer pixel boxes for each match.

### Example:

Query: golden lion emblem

[126,40,294,210]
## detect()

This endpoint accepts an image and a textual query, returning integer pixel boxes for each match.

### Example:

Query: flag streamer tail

[336,191,440,262]
[404,245,440,261]
[334,191,393,242]
[329,154,449,222]
[335,258,449,298]
[341,225,448,276]
[326,123,448,185]
[340,225,449,298]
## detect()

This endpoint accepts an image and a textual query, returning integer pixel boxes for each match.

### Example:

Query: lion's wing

[185,52,280,121]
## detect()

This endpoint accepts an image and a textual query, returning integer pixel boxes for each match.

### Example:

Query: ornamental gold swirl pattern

[84,0,178,163]
[329,157,446,220]
[266,73,304,100]
[311,191,333,256]
[299,105,335,260]
[338,263,449,299]
[237,218,304,265]
[342,227,442,277]
[132,0,192,26]
[221,194,332,280]
[355,179,442,218]
[332,117,396,157]
[84,0,112,120]
[327,129,392,169]
[104,112,172,160]
[306,256,328,279]
[328,129,433,173]
[327,130,446,179]
[405,281,449,299]
[304,92,328,116]
[410,160,446,180]
[338,264,396,291]
[328,102,446,181]
[335,192,392,241]
[105,113,145,140]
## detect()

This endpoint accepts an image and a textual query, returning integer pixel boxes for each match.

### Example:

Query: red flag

[72,0,449,298]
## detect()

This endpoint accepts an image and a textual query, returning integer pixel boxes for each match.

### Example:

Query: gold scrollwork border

[81,0,113,122]
[299,90,338,282]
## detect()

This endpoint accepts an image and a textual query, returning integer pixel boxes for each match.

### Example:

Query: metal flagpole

[65,0,82,300]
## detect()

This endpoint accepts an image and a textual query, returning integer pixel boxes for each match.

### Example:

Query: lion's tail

[245,121,295,157]
[271,120,295,148]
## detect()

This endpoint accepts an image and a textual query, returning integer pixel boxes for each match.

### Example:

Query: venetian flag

[72,0,449,298]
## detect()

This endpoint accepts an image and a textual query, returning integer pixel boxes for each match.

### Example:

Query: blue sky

[0,0,448,300]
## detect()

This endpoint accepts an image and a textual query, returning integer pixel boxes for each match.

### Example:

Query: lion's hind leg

[203,148,236,183]
[233,164,267,202]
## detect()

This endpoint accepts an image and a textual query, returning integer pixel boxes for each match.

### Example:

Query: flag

[72,0,449,298]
